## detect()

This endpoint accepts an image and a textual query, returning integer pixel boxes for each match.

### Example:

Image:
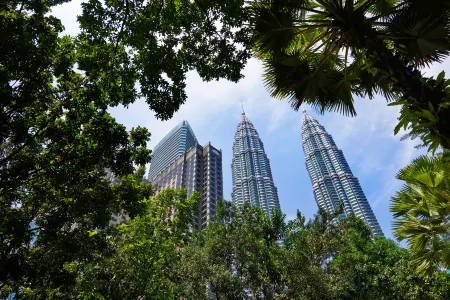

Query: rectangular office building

[151,142,223,230]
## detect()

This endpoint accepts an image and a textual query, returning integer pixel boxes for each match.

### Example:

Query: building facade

[201,143,223,228]
[147,120,198,181]
[150,122,223,230]
[231,112,280,217]
[301,109,383,236]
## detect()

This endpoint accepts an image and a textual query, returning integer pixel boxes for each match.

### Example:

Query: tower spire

[301,105,307,114]
[231,112,280,216]
[241,100,245,115]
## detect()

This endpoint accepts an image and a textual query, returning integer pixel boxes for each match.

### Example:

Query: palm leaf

[251,2,300,58]
[390,151,450,276]
[262,49,359,116]
[252,0,450,154]
[365,0,399,16]
[387,1,450,67]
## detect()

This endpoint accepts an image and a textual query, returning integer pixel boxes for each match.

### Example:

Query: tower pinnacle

[301,105,307,114]
[241,100,245,115]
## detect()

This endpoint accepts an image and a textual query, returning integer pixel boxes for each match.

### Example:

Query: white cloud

[370,179,400,210]
[110,58,272,149]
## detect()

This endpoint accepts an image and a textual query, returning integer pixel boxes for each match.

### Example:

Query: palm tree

[390,151,450,277]
[251,0,450,151]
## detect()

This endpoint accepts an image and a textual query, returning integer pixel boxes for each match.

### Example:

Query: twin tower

[147,110,382,236]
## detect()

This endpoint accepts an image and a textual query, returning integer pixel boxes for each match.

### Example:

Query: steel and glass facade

[200,143,223,228]
[150,121,223,230]
[231,113,280,216]
[147,120,197,181]
[301,110,383,236]
[152,143,223,230]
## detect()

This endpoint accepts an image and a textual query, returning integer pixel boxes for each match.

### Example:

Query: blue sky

[54,1,450,239]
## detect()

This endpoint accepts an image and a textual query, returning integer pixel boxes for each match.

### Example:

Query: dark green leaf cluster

[1,0,250,297]
[251,0,450,151]
[55,189,200,300]
[77,0,251,120]
[390,72,450,152]
[390,150,450,277]
[178,201,287,299]
[1,2,149,296]
[179,202,450,300]
[35,198,450,299]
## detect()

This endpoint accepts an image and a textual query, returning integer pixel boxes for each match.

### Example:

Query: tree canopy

[37,189,200,300]
[1,0,250,296]
[16,198,449,299]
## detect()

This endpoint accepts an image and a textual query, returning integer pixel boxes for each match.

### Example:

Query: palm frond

[262,48,359,116]
[387,0,450,67]
[413,249,438,277]
[251,2,300,58]
[395,153,446,182]
[365,0,399,16]
[251,0,450,152]
[390,151,450,276]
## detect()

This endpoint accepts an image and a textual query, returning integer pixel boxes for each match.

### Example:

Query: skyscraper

[231,112,280,216]
[147,120,198,181]
[301,109,383,236]
[150,121,223,230]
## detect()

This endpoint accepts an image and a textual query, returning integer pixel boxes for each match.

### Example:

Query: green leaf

[394,119,405,135]
[436,71,446,86]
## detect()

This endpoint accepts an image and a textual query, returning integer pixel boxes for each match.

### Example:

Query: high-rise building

[150,122,223,230]
[301,109,383,236]
[200,143,223,228]
[231,112,280,216]
[147,120,198,181]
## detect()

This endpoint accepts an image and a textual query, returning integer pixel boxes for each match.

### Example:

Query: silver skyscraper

[149,121,223,230]
[147,120,198,181]
[231,112,280,216]
[301,109,383,236]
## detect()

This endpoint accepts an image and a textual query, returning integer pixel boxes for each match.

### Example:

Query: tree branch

[0,224,44,239]
[193,0,223,40]
[316,36,346,71]
[0,139,31,165]
[0,142,78,197]
[114,0,130,56]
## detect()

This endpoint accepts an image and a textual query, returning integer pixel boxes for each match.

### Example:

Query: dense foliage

[251,0,450,152]
[17,197,448,299]
[1,0,250,297]
[34,189,200,300]
[184,201,450,300]
[390,151,450,277]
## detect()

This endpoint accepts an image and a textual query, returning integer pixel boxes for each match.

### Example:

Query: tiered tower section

[232,112,280,216]
[301,109,383,236]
